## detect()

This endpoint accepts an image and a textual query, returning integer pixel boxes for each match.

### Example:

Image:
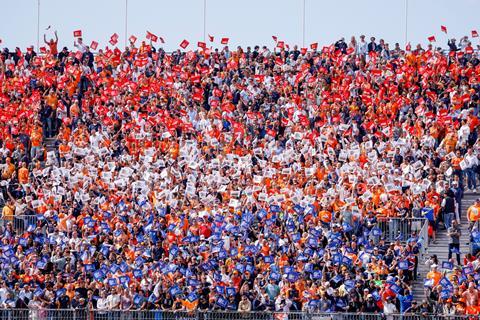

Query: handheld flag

[180,39,190,49]
[146,31,158,43]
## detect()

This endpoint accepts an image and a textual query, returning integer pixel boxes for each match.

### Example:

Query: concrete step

[412,194,475,302]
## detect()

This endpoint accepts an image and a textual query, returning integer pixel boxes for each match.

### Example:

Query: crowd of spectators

[0,31,479,316]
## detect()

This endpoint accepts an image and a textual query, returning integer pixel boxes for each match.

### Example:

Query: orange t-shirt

[426,270,442,286]
[451,157,462,170]
[31,131,42,147]
[46,94,58,109]
[47,41,58,55]
[18,167,29,184]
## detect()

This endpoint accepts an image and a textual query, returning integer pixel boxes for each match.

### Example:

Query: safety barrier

[377,217,427,242]
[0,214,39,234]
[471,220,480,255]
[0,309,477,320]
[1,215,430,252]
[418,217,430,256]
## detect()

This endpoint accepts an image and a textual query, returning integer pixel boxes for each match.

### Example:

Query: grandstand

[1,1,480,319]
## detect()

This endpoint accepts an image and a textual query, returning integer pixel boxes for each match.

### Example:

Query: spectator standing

[447,220,461,265]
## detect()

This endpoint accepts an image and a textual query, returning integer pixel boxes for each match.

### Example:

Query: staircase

[411,193,476,301]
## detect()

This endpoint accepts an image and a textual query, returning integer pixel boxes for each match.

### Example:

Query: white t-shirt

[465,153,479,168]
[97,297,108,310]
[384,301,398,314]
[0,287,8,304]
[107,293,121,310]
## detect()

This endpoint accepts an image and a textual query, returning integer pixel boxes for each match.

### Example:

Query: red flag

[300,48,307,55]
[39,47,47,54]
[266,129,276,137]
[406,42,411,51]
[441,25,447,33]
[73,30,82,37]
[310,42,318,50]
[221,37,229,45]
[208,34,214,42]
[428,36,436,42]
[179,39,189,49]
[472,30,479,38]
[109,38,118,46]
[129,35,137,44]
[276,41,284,49]
[146,31,158,42]
[197,41,206,49]
[75,51,83,60]
[111,33,119,41]
[90,41,98,50]
[272,35,278,42]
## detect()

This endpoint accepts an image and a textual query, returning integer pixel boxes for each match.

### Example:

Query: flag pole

[124,0,128,48]
[37,0,40,51]
[302,0,306,48]
[404,0,408,46]
[203,0,207,43]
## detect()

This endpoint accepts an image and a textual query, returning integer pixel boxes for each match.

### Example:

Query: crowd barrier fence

[0,309,478,320]
[0,214,39,233]
[0,216,430,247]
[377,217,425,242]
[377,217,428,247]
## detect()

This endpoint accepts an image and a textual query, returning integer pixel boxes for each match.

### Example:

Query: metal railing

[0,309,477,320]
[0,215,430,253]
[418,218,429,257]
[471,220,480,255]
[0,214,39,234]
[375,217,429,260]
[377,217,426,242]
[1,215,428,238]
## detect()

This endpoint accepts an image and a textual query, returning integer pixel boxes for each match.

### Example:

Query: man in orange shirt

[451,150,464,189]
[17,162,29,185]
[442,131,458,154]
[43,30,58,56]
[467,199,480,230]
[1,199,15,223]
[1,157,15,180]
[30,127,43,160]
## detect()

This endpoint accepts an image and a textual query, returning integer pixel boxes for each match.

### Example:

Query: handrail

[0,309,475,319]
